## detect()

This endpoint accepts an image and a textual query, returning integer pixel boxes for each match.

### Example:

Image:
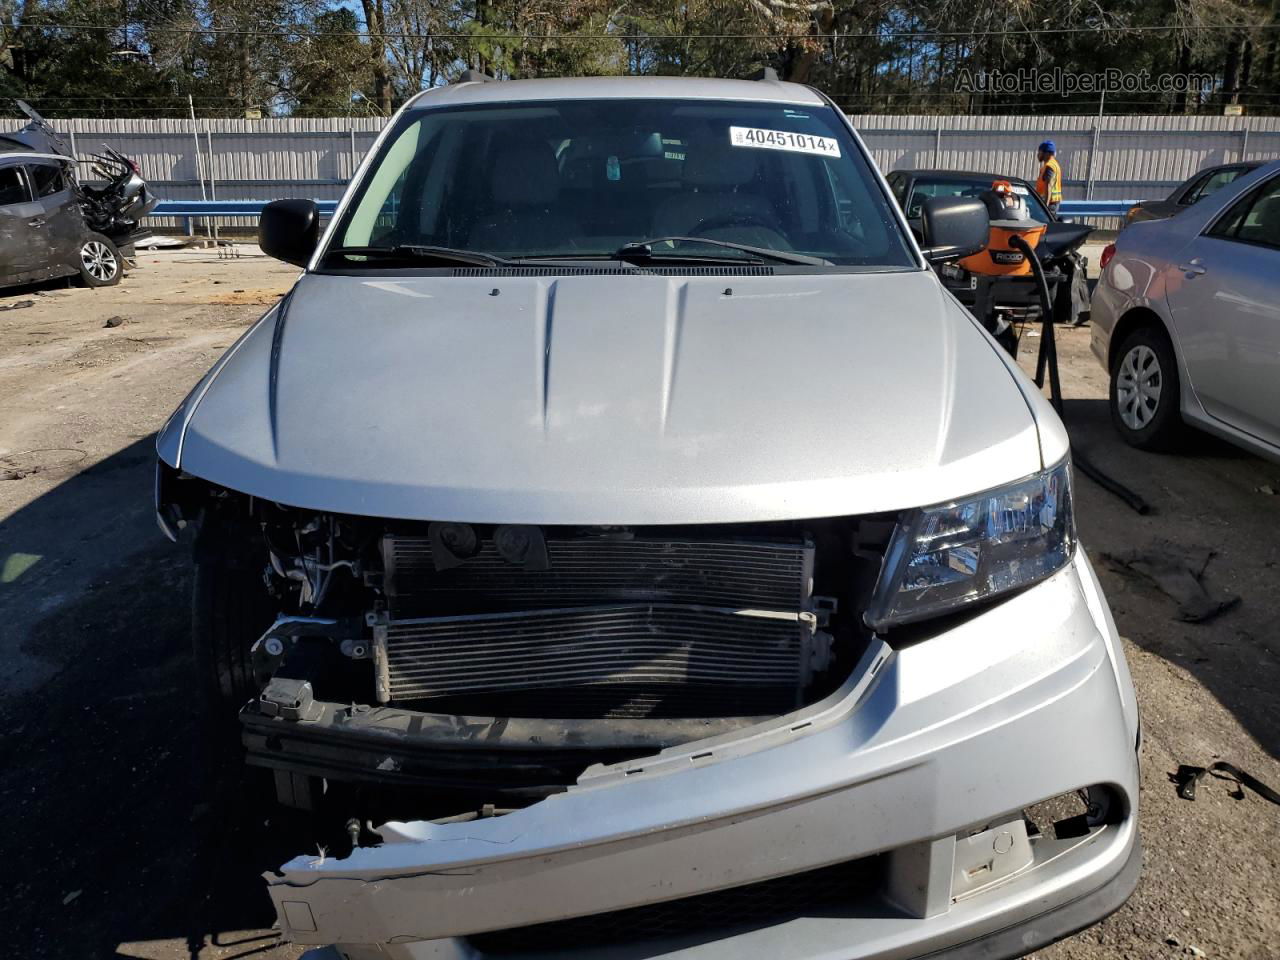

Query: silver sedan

[1091,158,1280,459]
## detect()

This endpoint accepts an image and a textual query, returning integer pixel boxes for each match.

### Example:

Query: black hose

[1009,235,1151,515]
[1076,456,1151,515]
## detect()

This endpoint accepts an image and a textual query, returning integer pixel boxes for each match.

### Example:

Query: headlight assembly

[866,458,1074,630]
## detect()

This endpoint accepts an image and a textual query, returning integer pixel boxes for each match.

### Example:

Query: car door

[1165,173,1280,447]
[26,160,84,273]
[0,162,42,280]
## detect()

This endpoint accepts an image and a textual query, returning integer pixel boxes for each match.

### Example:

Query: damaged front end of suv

[156,76,1139,960]
[160,463,890,810]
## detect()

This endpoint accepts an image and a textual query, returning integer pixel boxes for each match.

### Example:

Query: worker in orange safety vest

[1036,140,1063,215]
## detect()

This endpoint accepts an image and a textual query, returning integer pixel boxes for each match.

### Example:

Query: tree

[281,7,374,114]
[358,0,392,112]
[0,0,1275,117]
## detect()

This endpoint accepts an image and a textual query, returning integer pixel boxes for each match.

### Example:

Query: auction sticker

[729,126,841,158]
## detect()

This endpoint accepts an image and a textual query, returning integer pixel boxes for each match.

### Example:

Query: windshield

[905,177,1053,225]
[325,98,916,270]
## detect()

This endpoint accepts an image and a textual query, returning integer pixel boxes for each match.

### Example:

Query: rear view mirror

[919,196,989,264]
[259,199,320,267]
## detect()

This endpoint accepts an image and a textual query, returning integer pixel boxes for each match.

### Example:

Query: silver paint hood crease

[160,270,1044,525]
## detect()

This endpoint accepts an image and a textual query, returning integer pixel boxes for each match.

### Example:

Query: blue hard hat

[1039,140,1056,154]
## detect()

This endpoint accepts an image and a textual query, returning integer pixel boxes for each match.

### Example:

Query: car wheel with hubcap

[76,233,122,287]
[1110,325,1183,450]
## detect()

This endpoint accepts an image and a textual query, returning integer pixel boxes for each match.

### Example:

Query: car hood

[164,270,1046,525]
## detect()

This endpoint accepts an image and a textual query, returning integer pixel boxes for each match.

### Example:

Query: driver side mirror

[918,196,989,264]
[259,199,320,267]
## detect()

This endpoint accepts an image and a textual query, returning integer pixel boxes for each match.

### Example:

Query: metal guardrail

[1055,200,1136,216]
[150,198,1137,223]
[153,199,340,217]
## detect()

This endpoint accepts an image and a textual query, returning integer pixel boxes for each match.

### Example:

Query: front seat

[651,134,780,242]
[1238,194,1280,247]
[469,140,580,254]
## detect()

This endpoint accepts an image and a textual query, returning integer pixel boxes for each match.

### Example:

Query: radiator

[375,534,827,718]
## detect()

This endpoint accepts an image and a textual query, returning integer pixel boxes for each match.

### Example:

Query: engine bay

[164,471,894,820]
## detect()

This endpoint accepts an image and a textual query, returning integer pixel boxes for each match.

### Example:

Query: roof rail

[749,67,780,82]
[458,69,497,83]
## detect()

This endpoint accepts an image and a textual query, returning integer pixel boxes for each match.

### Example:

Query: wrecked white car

[155,75,1141,959]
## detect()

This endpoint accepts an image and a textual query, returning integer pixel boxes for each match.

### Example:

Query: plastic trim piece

[921,834,1142,960]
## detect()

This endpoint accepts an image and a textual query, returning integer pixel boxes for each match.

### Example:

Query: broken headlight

[866,458,1074,629]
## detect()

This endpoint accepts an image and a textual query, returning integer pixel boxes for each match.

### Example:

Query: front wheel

[1110,325,1183,450]
[76,233,122,287]
[192,558,276,719]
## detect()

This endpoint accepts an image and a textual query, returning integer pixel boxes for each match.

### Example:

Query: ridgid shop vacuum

[958,181,1052,356]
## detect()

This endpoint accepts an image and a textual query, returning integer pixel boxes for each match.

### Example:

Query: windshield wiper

[507,255,645,272]
[325,245,512,267]
[616,237,831,267]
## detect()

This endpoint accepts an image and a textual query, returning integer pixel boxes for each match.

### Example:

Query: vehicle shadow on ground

[0,273,89,301]
[0,439,306,959]
[1062,397,1280,761]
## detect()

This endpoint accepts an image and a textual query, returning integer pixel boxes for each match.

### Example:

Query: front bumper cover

[266,551,1140,959]
[298,838,1141,960]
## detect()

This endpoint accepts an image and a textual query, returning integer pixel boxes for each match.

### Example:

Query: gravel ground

[0,247,1276,959]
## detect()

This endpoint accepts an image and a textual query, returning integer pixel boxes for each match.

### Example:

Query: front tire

[76,233,122,287]
[192,557,276,718]
[1110,324,1183,450]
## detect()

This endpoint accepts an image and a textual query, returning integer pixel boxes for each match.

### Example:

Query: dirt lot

[0,249,1277,959]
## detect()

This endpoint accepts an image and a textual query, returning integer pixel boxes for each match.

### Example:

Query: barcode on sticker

[729,126,841,158]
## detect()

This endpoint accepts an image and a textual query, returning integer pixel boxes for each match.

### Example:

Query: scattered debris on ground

[0,448,88,481]
[206,288,288,305]
[103,315,127,328]
[1173,761,1280,804]
[1103,544,1241,623]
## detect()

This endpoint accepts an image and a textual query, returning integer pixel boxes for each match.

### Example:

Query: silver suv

[156,75,1140,960]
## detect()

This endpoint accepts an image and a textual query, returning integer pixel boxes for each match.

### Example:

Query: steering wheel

[685,211,786,242]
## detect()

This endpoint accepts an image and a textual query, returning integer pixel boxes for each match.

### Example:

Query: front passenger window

[29,164,65,198]
[1179,173,1211,205]
[1236,180,1280,249]
[0,167,28,206]
[1208,176,1280,249]
[1188,169,1238,204]
[905,186,934,219]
